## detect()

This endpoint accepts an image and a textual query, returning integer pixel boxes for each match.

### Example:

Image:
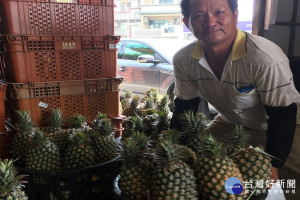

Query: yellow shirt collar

[192,28,246,61]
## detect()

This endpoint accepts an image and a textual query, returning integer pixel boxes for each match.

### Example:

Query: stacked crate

[0,0,122,126]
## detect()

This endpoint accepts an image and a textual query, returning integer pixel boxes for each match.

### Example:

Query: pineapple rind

[196,156,246,200]
[151,162,198,200]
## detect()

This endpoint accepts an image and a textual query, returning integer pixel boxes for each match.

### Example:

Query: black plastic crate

[17,155,121,200]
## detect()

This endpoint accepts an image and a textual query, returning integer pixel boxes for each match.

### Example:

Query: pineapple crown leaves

[152,138,186,168]
[159,129,181,145]
[144,88,161,103]
[131,95,140,106]
[144,108,157,116]
[144,88,154,97]
[156,110,170,133]
[230,146,281,161]
[144,96,155,109]
[197,134,224,158]
[123,117,136,130]
[69,114,86,129]
[124,90,132,99]
[0,159,27,197]
[158,94,170,108]
[130,116,144,133]
[15,110,35,133]
[121,132,150,165]
[30,129,50,147]
[174,144,197,168]
[92,112,107,127]
[227,124,251,145]
[68,131,91,147]
[179,110,208,135]
[48,108,64,129]
[253,147,281,161]
[94,118,114,137]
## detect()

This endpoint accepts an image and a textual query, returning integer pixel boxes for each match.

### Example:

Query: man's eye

[194,14,205,19]
[215,11,224,16]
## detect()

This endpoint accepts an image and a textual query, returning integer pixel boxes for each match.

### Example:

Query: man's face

[184,0,238,46]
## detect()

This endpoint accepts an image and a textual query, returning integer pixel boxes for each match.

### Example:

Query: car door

[159,64,175,95]
[117,40,164,95]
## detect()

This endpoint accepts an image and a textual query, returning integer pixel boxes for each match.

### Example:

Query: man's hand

[270,166,279,183]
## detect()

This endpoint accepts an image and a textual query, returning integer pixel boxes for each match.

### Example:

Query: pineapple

[121,116,144,141]
[160,129,197,168]
[121,90,133,111]
[46,109,70,155]
[12,110,35,165]
[45,108,64,133]
[226,125,251,156]
[155,110,170,136]
[226,125,272,196]
[156,94,171,114]
[121,117,135,141]
[91,114,120,163]
[151,139,198,200]
[122,95,141,117]
[25,129,61,171]
[63,131,95,169]
[69,113,90,132]
[119,132,151,199]
[0,159,28,200]
[179,111,208,152]
[142,109,159,137]
[144,96,155,110]
[195,134,246,200]
[149,88,161,106]
[175,144,197,169]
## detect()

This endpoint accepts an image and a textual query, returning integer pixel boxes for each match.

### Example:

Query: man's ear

[183,17,189,29]
[234,9,239,24]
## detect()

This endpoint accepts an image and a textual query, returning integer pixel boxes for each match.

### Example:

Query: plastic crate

[7,78,122,126]
[0,121,14,159]
[16,155,121,200]
[0,0,114,35]
[1,35,120,82]
[0,82,7,131]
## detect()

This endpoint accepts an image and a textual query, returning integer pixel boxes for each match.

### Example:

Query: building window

[159,0,173,5]
[149,20,170,29]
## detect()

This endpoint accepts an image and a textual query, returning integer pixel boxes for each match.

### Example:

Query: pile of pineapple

[119,88,273,200]
[12,110,120,171]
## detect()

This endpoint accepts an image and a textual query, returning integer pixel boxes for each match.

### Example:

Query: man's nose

[205,13,217,26]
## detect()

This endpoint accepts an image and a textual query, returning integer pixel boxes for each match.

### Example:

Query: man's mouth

[205,26,223,33]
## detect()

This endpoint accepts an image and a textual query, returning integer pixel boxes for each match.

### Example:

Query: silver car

[117,38,216,117]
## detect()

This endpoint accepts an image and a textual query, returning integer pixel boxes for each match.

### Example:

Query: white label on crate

[56,0,73,3]
[62,42,76,50]
[38,102,48,108]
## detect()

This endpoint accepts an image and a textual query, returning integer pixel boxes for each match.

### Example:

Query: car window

[122,41,156,60]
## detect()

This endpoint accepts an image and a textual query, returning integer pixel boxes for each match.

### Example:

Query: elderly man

[170,0,300,199]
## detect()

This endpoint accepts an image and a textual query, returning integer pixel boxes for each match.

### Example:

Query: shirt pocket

[230,86,260,111]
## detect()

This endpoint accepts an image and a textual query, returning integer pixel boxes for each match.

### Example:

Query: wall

[261,0,300,91]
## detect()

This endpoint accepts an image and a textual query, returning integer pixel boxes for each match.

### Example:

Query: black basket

[17,155,121,200]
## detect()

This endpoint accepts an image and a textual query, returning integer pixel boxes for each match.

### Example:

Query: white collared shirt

[173,29,300,130]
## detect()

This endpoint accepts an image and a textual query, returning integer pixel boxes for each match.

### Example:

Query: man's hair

[181,0,238,19]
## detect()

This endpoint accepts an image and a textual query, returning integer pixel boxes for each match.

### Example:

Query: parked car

[117,38,217,118]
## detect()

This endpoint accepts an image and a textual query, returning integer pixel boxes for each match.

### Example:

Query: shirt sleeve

[265,103,297,168]
[173,54,202,100]
[255,59,300,107]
